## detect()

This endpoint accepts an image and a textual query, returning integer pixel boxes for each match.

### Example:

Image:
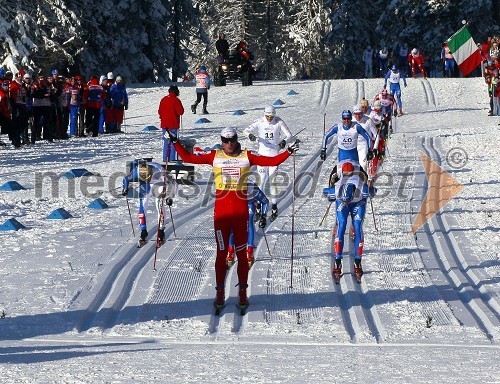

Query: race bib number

[222,167,241,186]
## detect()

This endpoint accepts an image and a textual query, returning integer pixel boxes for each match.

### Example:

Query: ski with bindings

[238,303,249,316]
[333,270,342,284]
[354,268,363,284]
[214,303,225,316]
[137,239,148,248]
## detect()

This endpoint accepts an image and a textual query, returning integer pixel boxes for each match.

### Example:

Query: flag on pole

[446,26,482,76]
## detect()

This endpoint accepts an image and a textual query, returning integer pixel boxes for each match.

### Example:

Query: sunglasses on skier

[221,135,238,143]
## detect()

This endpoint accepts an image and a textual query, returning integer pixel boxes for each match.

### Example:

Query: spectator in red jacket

[0,81,13,146]
[158,85,184,162]
[85,76,105,137]
[408,48,427,79]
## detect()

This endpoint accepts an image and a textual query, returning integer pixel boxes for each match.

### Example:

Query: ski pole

[261,227,272,259]
[168,205,176,237]
[123,110,127,133]
[319,201,333,227]
[125,195,135,237]
[369,197,378,231]
[290,150,296,289]
[153,203,164,271]
[153,146,172,270]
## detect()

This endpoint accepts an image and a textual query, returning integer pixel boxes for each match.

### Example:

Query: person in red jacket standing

[85,76,105,137]
[158,85,184,162]
[408,48,427,79]
[166,126,299,313]
[0,81,12,146]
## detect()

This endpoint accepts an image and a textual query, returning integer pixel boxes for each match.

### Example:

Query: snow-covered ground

[0,77,499,383]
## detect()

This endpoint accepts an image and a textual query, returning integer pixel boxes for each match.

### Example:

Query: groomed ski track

[66,78,498,346]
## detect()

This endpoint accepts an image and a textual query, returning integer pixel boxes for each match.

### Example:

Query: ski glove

[320,148,327,160]
[369,186,377,198]
[367,149,374,160]
[166,129,178,143]
[165,197,173,206]
[287,139,300,154]
[248,133,256,142]
[279,139,287,149]
[259,214,267,229]
[122,188,128,196]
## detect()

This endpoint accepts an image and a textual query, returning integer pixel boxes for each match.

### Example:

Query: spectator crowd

[0,69,129,147]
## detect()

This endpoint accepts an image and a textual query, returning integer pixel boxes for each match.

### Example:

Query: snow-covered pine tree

[280,0,331,79]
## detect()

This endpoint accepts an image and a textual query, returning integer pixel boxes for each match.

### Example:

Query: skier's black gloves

[369,186,377,198]
[279,139,287,149]
[367,149,374,160]
[166,130,178,143]
[320,148,327,160]
[122,188,128,196]
[248,133,256,142]
[259,214,267,229]
[165,197,173,206]
[287,139,300,154]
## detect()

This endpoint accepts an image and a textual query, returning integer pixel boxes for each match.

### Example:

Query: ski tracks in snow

[419,79,437,110]
[414,137,500,342]
[74,200,214,332]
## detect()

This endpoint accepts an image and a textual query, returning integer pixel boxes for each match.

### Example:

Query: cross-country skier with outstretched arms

[167,127,299,314]
[122,162,177,246]
[323,161,376,283]
[243,105,294,222]
[384,65,407,117]
[320,110,372,166]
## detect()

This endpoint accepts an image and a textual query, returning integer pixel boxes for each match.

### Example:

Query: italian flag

[446,26,482,76]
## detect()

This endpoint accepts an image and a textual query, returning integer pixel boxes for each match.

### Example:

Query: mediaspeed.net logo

[411,148,466,233]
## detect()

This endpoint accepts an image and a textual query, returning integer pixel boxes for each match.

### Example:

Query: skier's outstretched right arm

[170,132,215,165]
[321,125,338,160]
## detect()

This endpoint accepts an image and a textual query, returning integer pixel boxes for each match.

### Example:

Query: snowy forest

[0,0,498,82]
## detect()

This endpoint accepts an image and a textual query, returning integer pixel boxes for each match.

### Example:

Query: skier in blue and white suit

[384,65,407,116]
[320,110,371,168]
[228,182,269,267]
[323,162,376,278]
[122,162,177,243]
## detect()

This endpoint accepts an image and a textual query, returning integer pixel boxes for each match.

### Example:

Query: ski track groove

[318,80,331,111]
[419,79,437,109]
[255,146,334,328]
[418,136,500,343]
[348,230,386,343]
[76,200,214,332]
